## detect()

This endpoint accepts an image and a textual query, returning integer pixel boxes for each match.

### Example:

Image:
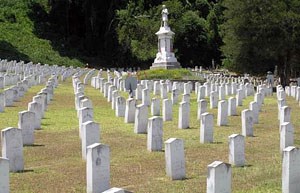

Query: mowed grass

[1,76,300,192]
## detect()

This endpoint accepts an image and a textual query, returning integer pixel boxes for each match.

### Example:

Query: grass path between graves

[1,77,300,192]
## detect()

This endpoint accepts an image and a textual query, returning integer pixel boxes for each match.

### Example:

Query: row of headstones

[204,73,274,87]
[91,73,235,191]
[197,87,271,191]
[199,84,270,152]
[0,74,19,88]
[89,67,269,89]
[0,76,33,111]
[89,68,275,104]
[0,58,77,90]
[276,85,294,153]
[102,69,297,189]
[91,72,259,107]
[80,74,243,192]
[0,59,71,109]
[92,68,272,135]
[0,58,88,85]
[89,73,273,192]
[63,67,90,82]
[90,75,221,190]
[0,75,59,193]
[72,74,130,193]
[89,70,273,142]
[275,84,300,193]
[0,59,70,76]
[200,81,300,193]
[284,85,300,101]
[81,68,300,192]
[89,70,274,181]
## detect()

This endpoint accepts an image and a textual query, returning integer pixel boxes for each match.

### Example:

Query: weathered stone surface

[1,127,24,172]
[282,146,300,193]
[165,138,186,180]
[163,99,172,121]
[147,116,163,151]
[151,98,160,116]
[178,102,190,129]
[18,111,35,145]
[0,157,9,193]
[228,134,245,166]
[134,104,148,134]
[200,113,213,143]
[86,143,110,193]
[207,161,231,193]
[82,121,100,160]
[124,98,136,123]
[241,109,253,137]
[217,100,228,126]
[280,122,294,153]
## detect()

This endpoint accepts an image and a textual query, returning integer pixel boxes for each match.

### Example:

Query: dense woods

[221,0,300,86]
[45,0,223,68]
[0,0,300,83]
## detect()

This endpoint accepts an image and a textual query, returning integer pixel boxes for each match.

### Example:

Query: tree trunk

[278,50,291,88]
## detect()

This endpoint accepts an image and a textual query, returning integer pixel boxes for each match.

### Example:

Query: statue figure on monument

[151,4,180,69]
[161,5,168,27]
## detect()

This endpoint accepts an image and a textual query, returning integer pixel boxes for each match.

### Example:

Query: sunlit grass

[1,76,298,192]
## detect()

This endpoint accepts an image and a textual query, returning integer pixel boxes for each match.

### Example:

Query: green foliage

[137,68,192,80]
[117,0,224,68]
[175,10,209,67]
[116,1,160,65]
[221,0,300,82]
[0,0,225,69]
[0,0,83,66]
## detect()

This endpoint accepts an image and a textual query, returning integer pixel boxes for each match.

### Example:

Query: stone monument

[151,5,181,69]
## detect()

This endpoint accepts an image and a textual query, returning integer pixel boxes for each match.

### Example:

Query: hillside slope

[0,0,83,67]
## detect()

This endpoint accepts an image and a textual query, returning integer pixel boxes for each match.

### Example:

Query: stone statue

[151,4,181,69]
[266,71,274,87]
[161,5,168,27]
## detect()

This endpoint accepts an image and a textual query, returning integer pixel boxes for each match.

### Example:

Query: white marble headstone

[86,143,110,193]
[165,138,186,180]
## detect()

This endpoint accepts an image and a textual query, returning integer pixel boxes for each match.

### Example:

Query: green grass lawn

[1,75,299,192]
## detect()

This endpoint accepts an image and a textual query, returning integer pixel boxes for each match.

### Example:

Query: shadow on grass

[181,177,192,181]
[0,40,30,62]
[150,150,165,153]
[234,164,253,168]
[24,144,45,147]
[211,141,223,144]
[6,105,17,107]
[187,127,198,130]
[15,169,34,173]
[218,125,231,128]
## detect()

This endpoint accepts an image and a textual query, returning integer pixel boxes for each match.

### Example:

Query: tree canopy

[1,0,300,85]
[222,0,300,85]
[44,0,223,68]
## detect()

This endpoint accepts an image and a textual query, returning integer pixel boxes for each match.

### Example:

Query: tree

[222,0,300,86]
[116,0,224,68]
[117,1,160,67]
[47,0,128,66]
[46,0,225,68]
[175,10,209,67]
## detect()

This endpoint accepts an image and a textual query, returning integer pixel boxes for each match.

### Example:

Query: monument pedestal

[151,7,181,70]
[151,62,181,69]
